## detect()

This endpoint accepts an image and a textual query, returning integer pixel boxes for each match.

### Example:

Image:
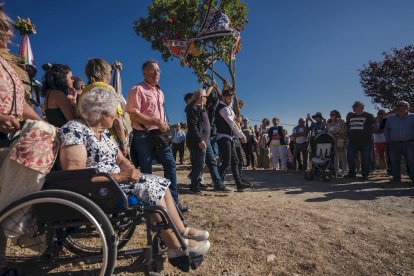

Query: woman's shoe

[168,239,210,259]
[181,227,209,241]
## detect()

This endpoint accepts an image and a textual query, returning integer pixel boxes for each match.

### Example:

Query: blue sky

[5,0,414,132]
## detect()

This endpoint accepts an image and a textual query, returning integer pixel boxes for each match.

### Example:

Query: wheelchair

[0,168,204,275]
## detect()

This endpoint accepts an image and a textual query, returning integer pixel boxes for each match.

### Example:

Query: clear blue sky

[5,0,414,132]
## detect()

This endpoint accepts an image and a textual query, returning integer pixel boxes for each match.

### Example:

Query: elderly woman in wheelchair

[59,85,210,255]
[0,85,209,275]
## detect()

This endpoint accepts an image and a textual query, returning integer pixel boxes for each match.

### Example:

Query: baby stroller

[304,132,335,181]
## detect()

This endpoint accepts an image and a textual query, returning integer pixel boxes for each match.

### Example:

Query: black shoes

[198,183,209,190]
[344,174,356,179]
[213,186,231,193]
[241,179,253,187]
[189,187,203,195]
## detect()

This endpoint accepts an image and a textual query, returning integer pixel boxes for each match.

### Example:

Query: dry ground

[150,166,414,276]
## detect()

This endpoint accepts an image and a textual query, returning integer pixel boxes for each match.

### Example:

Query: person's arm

[188,107,203,144]
[22,101,42,121]
[219,107,245,140]
[52,90,76,121]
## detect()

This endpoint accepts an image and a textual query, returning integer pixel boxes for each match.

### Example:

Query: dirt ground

[153,166,414,276]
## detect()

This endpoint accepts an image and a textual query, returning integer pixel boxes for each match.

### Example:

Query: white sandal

[181,227,209,241]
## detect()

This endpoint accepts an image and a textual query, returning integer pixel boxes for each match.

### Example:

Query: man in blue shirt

[384,101,414,183]
[172,124,186,165]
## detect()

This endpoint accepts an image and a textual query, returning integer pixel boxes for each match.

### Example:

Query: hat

[311,112,324,120]
[194,88,206,99]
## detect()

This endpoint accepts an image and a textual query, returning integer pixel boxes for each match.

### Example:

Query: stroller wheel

[304,171,313,181]
[322,173,331,182]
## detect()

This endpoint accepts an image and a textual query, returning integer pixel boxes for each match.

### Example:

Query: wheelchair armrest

[43,169,128,212]
[45,168,100,182]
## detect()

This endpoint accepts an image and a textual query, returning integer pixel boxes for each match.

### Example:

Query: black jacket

[185,103,211,148]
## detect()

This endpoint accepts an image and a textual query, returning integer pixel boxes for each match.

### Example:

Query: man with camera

[126,60,188,212]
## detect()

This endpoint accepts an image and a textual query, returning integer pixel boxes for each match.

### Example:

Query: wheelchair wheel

[0,190,117,276]
[63,218,136,254]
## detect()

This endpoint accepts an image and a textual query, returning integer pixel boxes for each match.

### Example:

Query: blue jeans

[388,141,414,181]
[210,135,219,159]
[347,142,373,177]
[132,130,179,204]
[189,143,224,189]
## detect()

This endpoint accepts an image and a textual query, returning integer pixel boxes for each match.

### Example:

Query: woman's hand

[0,114,20,133]
[129,168,141,181]
[67,87,78,105]
[115,168,141,183]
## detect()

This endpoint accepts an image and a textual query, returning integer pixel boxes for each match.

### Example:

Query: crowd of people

[178,97,414,185]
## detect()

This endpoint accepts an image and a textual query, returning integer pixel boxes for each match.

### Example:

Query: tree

[134,0,248,115]
[359,45,414,111]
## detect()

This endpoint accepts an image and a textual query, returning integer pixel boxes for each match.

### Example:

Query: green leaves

[359,45,414,111]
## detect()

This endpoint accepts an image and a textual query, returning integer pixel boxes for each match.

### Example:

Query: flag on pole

[163,39,191,60]
[197,5,235,40]
[19,34,34,65]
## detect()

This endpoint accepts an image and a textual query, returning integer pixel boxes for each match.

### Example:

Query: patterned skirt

[120,174,170,206]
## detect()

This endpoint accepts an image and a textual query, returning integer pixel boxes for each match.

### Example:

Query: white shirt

[216,101,246,141]
[293,126,307,144]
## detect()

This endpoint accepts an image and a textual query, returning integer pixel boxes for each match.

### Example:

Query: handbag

[336,137,346,150]
[148,129,175,148]
[140,102,174,149]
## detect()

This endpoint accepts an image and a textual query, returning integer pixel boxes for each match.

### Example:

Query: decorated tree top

[15,16,36,35]
[134,0,248,82]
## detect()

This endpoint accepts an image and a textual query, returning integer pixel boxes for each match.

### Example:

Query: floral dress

[59,120,170,205]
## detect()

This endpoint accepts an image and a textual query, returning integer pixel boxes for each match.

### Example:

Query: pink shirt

[125,81,165,131]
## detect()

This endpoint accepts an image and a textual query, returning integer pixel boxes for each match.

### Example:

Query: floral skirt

[120,174,170,206]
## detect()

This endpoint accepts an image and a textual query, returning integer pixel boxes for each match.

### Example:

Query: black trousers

[217,137,242,186]
[172,141,185,164]
[242,142,255,167]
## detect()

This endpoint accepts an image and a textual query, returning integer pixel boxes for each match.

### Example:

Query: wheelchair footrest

[168,254,204,272]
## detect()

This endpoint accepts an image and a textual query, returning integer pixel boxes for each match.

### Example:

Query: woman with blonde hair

[81,58,128,155]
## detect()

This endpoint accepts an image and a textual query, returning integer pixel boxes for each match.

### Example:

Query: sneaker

[213,186,231,193]
[168,240,210,259]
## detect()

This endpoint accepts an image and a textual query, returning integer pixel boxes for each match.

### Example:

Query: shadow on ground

[236,170,414,202]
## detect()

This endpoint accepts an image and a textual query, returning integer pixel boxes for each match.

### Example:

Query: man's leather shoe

[198,183,209,190]
[213,186,231,193]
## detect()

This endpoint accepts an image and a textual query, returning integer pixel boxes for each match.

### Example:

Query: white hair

[79,87,120,123]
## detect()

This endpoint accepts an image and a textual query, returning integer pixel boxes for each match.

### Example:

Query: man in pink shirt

[126,60,187,211]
